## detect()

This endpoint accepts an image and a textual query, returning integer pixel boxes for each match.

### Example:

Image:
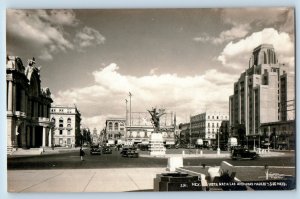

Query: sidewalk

[139,151,287,158]
[8,167,166,192]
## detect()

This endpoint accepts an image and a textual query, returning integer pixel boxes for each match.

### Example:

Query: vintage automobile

[120,147,139,158]
[231,148,259,160]
[90,145,101,155]
[102,146,113,154]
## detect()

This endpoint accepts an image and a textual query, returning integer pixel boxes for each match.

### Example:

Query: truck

[196,139,203,149]
[227,137,238,149]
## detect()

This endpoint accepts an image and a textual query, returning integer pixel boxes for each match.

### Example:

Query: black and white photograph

[6,8,296,192]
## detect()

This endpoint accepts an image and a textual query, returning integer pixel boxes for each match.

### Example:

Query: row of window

[192,122,223,128]
[108,122,125,131]
[57,129,72,135]
[51,108,73,113]
[51,117,72,128]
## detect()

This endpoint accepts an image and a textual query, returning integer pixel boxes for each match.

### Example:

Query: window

[67,130,71,135]
[51,118,55,124]
[59,130,63,135]
[67,118,71,123]
[212,116,214,119]
[108,122,113,131]
[217,123,219,127]
[217,116,219,119]
[208,116,210,119]
[114,122,119,130]
[208,123,210,127]
[59,118,63,127]
[67,138,71,144]
[67,124,71,129]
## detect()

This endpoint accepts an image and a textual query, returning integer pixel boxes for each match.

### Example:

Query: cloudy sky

[6,8,295,130]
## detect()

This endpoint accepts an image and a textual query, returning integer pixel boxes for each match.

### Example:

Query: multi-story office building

[229,44,295,148]
[7,56,54,154]
[105,118,126,145]
[191,112,229,146]
[50,105,81,147]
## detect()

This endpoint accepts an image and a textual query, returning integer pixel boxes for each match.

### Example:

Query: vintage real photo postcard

[6,8,295,192]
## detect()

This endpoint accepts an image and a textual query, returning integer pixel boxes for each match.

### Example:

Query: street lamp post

[217,129,220,155]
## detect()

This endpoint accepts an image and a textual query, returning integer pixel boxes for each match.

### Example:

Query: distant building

[105,118,126,145]
[229,44,295,149]
[7,56,53,154]
[92,128,99,145]
[50,105,81,147]
[191,112,229,146]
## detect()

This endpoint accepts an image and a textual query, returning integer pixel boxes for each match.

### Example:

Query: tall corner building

[50,105,81,147]
[229,44,295,148]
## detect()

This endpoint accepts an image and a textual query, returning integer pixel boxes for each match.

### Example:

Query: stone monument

[148,108,166,156]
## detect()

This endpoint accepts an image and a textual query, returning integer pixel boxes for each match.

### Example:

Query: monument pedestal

[149,133,166,156]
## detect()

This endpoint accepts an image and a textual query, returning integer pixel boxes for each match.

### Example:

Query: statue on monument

[148,108,166,133]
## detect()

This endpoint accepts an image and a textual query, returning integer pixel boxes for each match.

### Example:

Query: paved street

[8,148,295,170]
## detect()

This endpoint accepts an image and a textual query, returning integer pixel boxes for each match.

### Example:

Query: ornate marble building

[7,56,54,154]
[50,105,81,147]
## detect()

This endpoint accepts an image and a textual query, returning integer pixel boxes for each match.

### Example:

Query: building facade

[191,112,229,146]
[125,111,176,145]
[7,56,54,153]
[105,118,126,145]
[229,44,295,148]
[50,105,81,147]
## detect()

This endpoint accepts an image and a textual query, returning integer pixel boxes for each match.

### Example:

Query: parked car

[90,145,101,155]
[102,146,112,154]
[120,147,139,158]
[231,148,259,160]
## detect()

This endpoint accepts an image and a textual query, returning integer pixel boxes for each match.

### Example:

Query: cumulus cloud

[217,28,294,70]
[149,67,159,75]
[194,24,250,45]
[7,9,105,60]
[195,8,294,45]
[74,26,105,49]
[7,9,75,60]
[220,8,293,28]
[54,64,235,129]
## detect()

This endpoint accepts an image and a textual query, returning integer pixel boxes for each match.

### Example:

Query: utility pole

[125,99,128,125]
[129,92,132,141]
[189,115,191,154]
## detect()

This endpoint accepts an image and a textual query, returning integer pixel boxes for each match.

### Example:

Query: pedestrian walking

[80,147,85,161]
